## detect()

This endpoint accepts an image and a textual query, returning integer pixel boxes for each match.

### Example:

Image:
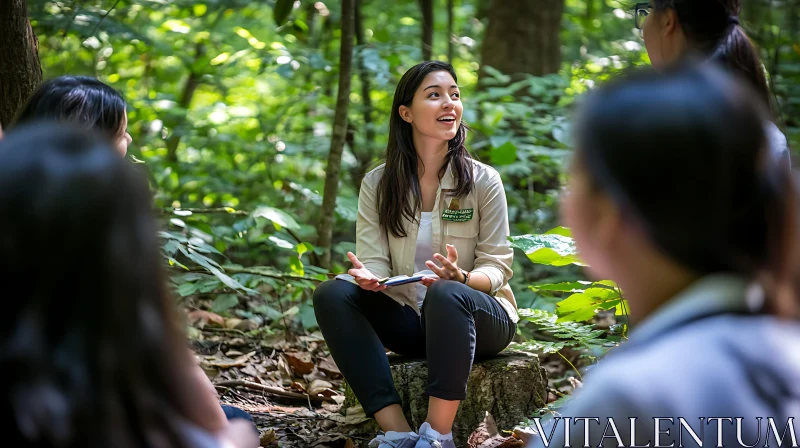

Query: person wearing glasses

[634,0,790,170]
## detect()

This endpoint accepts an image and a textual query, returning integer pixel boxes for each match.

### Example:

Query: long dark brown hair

[653,0,772,113]
[575,64,800,318]
[377,61,474,238]
[0,123,201,447]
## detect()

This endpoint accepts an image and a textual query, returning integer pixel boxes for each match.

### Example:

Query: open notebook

[335,273,426,287]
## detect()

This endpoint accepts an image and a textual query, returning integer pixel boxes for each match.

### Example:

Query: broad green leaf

[177,282,200,297]
[211,294,239,313]
[583,287,621,301]
[556,293,596,314]
[269,235,294,249]
[509,234,587,267]
[545,227,572,237]
[253,206,301,230]
[490,140,517,165]
[557,307,598,323]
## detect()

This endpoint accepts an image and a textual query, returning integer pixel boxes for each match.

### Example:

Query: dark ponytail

[575,65,800,319]
[653,0,772,113]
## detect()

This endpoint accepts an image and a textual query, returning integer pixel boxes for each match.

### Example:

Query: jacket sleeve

[355,174,392,279]
[470,171,513,295]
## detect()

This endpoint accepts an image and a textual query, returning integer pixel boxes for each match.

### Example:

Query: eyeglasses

[634,2,651,30]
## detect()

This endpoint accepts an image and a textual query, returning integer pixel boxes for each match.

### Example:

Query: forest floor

[189,310,584,448]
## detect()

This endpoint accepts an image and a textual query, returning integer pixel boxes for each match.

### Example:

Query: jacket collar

[627,274,761,346]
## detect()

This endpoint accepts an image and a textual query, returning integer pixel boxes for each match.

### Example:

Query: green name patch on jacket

[442,208,474,222]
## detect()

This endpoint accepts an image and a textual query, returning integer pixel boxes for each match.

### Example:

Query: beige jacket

[356,159,519,322]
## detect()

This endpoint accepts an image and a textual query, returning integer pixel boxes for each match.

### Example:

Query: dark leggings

[313,279,516,417]
[222,405,258,434]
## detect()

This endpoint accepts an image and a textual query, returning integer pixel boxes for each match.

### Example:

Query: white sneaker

[415,422,456,448]
[368,431,419,448]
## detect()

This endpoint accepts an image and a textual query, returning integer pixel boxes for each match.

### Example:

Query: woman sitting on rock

[314,61,518,448]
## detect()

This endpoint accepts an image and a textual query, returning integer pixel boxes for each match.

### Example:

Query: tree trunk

[447,0,454,62]
[0,0,43,127]
[344,351,548,446]
[316,0,355,269]
[419,0,434,60]
[479,0,564,80]
[165,43,205,163]
[350,0,376,192]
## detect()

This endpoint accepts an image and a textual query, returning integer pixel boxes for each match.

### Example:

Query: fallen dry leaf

[260,428,277,446]
[318,356,342,379]
[187,310,225,328]
[308,379,333,396]
[225,318,243,329]
[285,351,315,375]
[205,351,256,369]
[291,381,308,393]
[328,405,370,426]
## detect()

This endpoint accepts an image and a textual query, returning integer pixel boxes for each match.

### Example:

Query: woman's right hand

[347,252,388,291]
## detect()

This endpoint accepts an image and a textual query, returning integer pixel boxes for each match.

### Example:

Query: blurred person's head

[562,65,799,322]
[0,123,200,447]
[639,0,771,111]
[14,76,132,156]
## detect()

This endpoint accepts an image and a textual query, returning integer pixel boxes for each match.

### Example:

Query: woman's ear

[661,7,681,36]
[398,105,413,123]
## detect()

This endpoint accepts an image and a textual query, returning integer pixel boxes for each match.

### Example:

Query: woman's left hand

[423,244,465,286]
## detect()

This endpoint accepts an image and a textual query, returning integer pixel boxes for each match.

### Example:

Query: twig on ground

[214,380,335,403]
[201,327,251,337]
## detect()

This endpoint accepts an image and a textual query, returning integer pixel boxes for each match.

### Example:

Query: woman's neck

[414,133,449,180]
[616,254,698,325]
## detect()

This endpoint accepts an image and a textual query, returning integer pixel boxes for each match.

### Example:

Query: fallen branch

[214,380,336,403]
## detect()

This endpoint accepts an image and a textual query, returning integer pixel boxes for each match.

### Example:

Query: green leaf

[557,308,598,323]
[530,281,591,292]
[545,226,572,237]
[297,242,313,257]
[289,255,304,276]
[509,234,587,267]
[211,294,239,313]
[273,0,294,26]
[556,293,597,314]
[299,302,318,330]
[269,235,295,249]
[583,287,621,301]
[253,206,301,230]
[490,140,517,165]
[185,250,257,295]
[177,282,200,297]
